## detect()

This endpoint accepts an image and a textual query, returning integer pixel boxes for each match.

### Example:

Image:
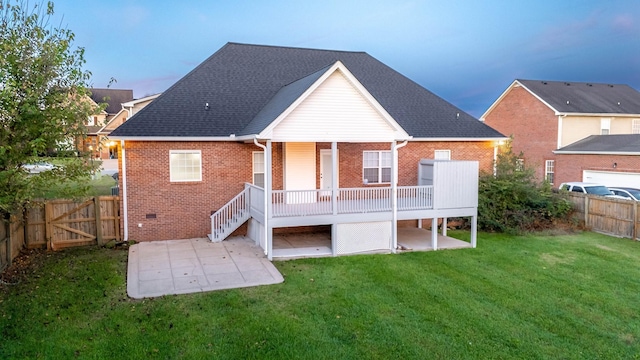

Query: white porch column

[471,214,477,248]
[442,217,448,236]
[266,140,273,260]
[331,142,338,216]
[331,141,338,257]
[391,141,398,253]
[431,218,438,250]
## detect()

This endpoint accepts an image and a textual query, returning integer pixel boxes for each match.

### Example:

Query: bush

[478,141,571,233]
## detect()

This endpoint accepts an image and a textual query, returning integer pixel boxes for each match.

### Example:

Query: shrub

[478,141,571,233]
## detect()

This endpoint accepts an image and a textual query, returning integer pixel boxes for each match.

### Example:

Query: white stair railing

[208,187,251,242]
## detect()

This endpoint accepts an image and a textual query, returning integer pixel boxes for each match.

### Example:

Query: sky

[49,0,640,118]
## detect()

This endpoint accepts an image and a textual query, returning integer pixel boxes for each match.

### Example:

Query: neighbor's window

[545,160,555,184]
[633,119,640,134]
[363,151,391,184]
[516,158,524,171]
[170,150,202,182]
[600,118,611,135]
[434,149,451,160]
[253,151,265,188]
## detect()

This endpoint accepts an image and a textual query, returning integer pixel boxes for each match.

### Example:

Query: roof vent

[564,82,571,86]
[456,112,460,119]
[587,83,592,87]
[541,81,547,85]
[608,84,614,87]
[618,102,621,106]
[205,102,210,111]
[566,100,570,105]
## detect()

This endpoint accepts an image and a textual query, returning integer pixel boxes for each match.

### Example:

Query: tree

[477,140,571,233]
[0,0,100,220]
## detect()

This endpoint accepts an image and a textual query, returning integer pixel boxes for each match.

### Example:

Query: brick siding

[483,86,559,182]
[120,140,495,241]
[555,154,640,185]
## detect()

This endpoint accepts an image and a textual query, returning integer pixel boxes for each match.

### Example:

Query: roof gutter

[554,112,640,117]
[554,150,640,155]
[409,137,508,142]
[108,135,257,141]
[253,137,269,256]
[120,140,129,241]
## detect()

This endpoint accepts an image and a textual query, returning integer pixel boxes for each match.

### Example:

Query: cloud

[528,12,601,53]
[611,14,635,33]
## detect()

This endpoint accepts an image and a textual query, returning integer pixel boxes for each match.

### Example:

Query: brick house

[481,79,640,186]
[85,89,134,159]
[110,43,505,259]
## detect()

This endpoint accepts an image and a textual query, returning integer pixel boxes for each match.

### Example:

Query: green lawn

[1,231,639,359]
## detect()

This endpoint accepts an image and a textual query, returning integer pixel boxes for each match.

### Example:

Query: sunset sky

[52,0,640,117]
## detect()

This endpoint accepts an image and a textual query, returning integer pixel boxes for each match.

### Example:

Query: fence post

[94,196,103,246]
[113,197,121,242]
[634,201,638,241]
[584,196,589,228]
[5,220,11,267]
[45,202,52,250]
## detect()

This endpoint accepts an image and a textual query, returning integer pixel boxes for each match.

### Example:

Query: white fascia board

[553,150,640,155]
[409,137,509,142]
[121,93,161,108]
[257,61,410,140]
[108,135,256,141]
[98,108,127,133]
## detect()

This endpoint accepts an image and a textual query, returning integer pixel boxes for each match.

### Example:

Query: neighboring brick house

[110,43,505,259]
[84,88,134,159]
[97,94,161,159]
[481,79,640,186]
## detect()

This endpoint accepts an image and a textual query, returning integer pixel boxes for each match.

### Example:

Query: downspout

[253,138,268,256]
[120,140,129,241]
[391,140,409,253]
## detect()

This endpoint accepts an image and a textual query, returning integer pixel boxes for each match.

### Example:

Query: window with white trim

[516,158,524,171]
[434,149,451,160]
[545,160,555,184]
[169,150,202,182]
[632,119,640,134]
[600,118,610,135]
[253,151,265,188]
[363,151,391,184]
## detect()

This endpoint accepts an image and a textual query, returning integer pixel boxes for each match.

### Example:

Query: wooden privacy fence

[567,193,640,240]
[1,196,120,272]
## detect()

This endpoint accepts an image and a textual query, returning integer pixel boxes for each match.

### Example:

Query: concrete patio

[127,236,283,299]
[127,228,471,298]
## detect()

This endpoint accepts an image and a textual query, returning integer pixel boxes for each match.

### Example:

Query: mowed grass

[1,231,640,359]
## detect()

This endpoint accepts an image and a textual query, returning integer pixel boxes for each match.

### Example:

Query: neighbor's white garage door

[583,170,640,188]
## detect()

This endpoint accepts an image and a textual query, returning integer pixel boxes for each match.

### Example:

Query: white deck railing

[247,183,265,215]
[337,187,391,213]
[267,186,433,217]
[397,185,433,210]
[210,186,250,241]
[272,189,332,217]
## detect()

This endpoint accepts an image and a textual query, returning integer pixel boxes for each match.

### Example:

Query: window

[633,119,640,134]
[516,158,524,171]
[545,160,554,184]
[170,150,202,182]
[434,149,451,160]
[253,151,265,187]
[600,118,610,135]
[363,151,391,184]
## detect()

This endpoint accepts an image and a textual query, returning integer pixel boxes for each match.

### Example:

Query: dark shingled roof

[111,43,504,139]
[556,134,640,153]
[90,88,134,114]
[518,79,640,114]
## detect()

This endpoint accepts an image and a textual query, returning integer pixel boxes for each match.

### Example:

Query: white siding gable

[267,67,406,142]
